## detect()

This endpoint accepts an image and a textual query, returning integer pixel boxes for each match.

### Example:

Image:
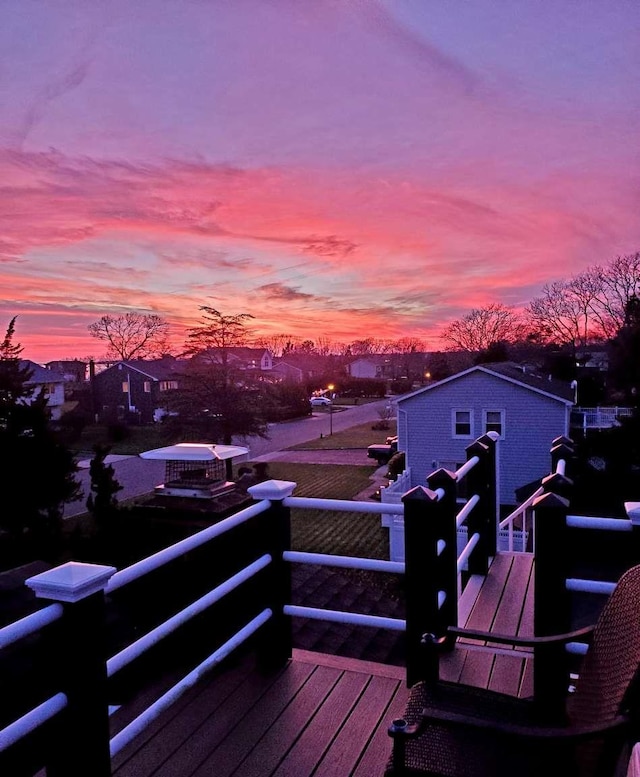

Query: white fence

[571,407,633,430]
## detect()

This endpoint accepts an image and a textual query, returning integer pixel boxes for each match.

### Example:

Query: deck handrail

[106,554,273,677]
[107,499,271,593]
[283,550,404,575]
[0,603,63,650]
[0,693,67,753]
[109,609,272,758]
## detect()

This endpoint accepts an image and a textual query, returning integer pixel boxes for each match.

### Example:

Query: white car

[310,396,332,407]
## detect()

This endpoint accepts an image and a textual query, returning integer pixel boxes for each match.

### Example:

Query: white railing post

[26,562,117,777]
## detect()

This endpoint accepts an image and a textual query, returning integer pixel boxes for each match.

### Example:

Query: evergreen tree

[0,318,81,552]
[86,444,123,526]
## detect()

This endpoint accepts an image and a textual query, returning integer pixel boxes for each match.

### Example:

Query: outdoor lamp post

[327,383,334,435]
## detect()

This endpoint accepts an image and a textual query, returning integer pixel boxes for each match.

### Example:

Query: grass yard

[256,461,402,600]
[288,420,396,451]
[70,424,177,455]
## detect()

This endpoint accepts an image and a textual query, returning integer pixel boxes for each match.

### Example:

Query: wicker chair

[386,564,640,777]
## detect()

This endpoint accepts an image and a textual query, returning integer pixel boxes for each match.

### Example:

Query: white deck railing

[571,406,634,430]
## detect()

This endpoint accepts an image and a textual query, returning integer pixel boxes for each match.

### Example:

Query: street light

[327,383,335,435]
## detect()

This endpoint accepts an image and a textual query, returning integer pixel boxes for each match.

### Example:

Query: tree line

[86,309,429,363]
[85,252,640,366]
[441,252,640,353]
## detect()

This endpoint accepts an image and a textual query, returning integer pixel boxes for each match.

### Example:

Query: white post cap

[625,502,640,527]
[248,479,297,500]
[26,561,117,602]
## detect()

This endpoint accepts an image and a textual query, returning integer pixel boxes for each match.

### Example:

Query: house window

[143,381,151,393]
[159,380,178,391]
[122,381,129,393]
[484,410,504,438]
[452,409,473,438]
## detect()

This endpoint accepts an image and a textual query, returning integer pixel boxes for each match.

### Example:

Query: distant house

[271,360,305,383]
[20,361,67,420]
[576,349,609,371]
[393,362,575,507]
[45,360,87,385]
[91,357,185,423]
[271,354,327,383]
[197,347,273,375]
[347,358,384,379]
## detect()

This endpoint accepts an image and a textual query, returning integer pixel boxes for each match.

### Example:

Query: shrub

[107,422,130,442]
[386,451,406,480]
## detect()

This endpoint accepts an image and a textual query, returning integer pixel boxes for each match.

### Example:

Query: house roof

[273,354,320,371]
[348,356,385,366]
[101,357,184,380]
[21,360,66,385]
[271,361,303,375]
[225,347,270,358]
[396,362,575,405]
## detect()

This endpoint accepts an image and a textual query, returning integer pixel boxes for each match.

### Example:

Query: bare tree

[314,336,335,356]
[88,313,170,360]
[527,273,608,350]
[251,333,298,358]
[346,338,394,355]
[394,336,425,353]
[348,338,378,355]
[593,252,640,338]
[441,304,523,352]
[526,254,640,347]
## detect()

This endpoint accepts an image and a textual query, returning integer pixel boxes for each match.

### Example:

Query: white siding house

[393,363,574,507]
[21,361,67,420]
[347,358,383,379]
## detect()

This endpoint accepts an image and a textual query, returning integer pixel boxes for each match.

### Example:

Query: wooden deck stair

[108,552,534,776]
[442,552,534,697]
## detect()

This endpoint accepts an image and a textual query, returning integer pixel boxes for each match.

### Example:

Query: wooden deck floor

[110,553,534,777]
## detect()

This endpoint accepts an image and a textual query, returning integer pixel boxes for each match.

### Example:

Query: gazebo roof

[139,443,249,462]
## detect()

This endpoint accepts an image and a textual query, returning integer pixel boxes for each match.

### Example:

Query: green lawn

[258,461,401,599]
[288,420,396,450]
[69,424,178,455]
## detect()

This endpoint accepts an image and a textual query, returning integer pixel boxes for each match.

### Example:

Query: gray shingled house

[394,362,575,507]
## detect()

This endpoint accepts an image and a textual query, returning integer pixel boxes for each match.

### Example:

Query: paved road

[64,399,391,518]
[238,398,390,458]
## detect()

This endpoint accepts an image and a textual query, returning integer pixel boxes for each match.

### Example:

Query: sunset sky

[2,1,639,363]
